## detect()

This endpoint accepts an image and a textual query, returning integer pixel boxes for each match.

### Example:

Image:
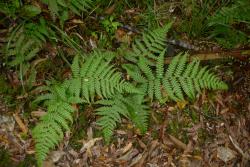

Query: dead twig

[229,135,250,160]
[164,49,250,64]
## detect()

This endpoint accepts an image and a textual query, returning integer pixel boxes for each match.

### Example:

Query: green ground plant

[100,15,121,37]
[1,1,237,166]
[208,0,250,48]
[32,23,227,166]
[180,0,250,48]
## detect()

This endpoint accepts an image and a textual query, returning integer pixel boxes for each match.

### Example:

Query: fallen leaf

[80,137,102,153]
[31,110,46,118]
[42,159,55,167]
[13,113,28,134]
[122,142,133,154]
[217,146,236,163]
[104,4,116,15]
[168,134,187,150]
[50,151,65,163]
[0,114,15,131]
[129,153,143,167]
[176,100,188,110]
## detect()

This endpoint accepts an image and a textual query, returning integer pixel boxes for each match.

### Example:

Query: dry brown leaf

[31,110,46,118]
[104,4,116,15]
[70,19,84,24]
[229,135,250,160]
[42,159,55,167]
[122,142,133,154]
[50,151,65,163]
[129,153,143,167]
[118,149,139,161]
[217,146,236,163]
[13,113,28,134]
[80,137,102,153]
[168,134,187,150]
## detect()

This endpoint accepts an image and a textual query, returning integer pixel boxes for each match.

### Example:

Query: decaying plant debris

[0,0,249,167]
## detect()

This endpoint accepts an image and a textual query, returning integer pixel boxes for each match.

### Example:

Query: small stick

[13,113,28,134]
[164,49,250,64]
[229,135,250,160]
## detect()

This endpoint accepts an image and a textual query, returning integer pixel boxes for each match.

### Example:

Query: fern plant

[95,93,149,143]
[32,23,228,167]
[32,51,139,166]
[123,50,227,102]
[123,23,227,102]
[5,18,55,67]
[41,0,93,22]
[208,0,250,48]
[77,50,139,102]
[32,83,81,166]
[0,0,41,19]
[124,22,172,63]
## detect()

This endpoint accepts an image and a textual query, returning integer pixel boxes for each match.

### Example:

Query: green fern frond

[41,0,92,21]
[79,51,139,102]
[32,100,75,167]
[208,0,250,47]
[164,53,228,101]
[95,94,149,143]
[208,0,250,26]
[124,49,227,102]
[32,82,81,167]
[95,95,129,143]
[124,22,172,63]
[71,56,80,78]
[121,94,149,134]
[0,0,20,17]
[70,0,92,15]
[5,18,54,67]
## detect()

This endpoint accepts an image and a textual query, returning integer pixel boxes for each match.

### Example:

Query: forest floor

[0,1,250,167]
[0,59,249,167]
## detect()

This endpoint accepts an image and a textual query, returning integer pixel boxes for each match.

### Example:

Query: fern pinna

[76,50,139,103]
